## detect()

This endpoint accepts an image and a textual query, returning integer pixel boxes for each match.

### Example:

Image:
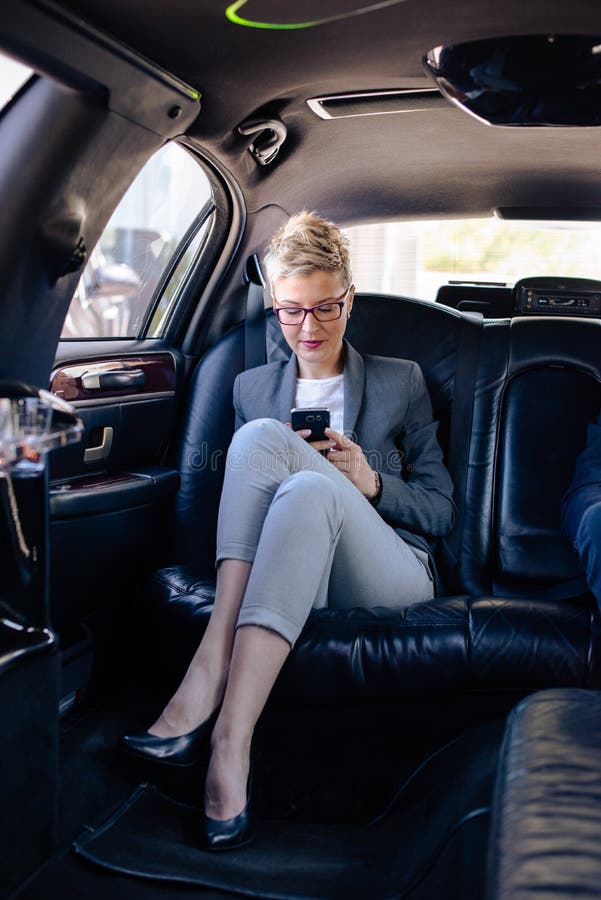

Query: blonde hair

[264,210,352,293]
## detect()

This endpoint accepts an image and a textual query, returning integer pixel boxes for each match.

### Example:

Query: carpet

[73,721,502,900]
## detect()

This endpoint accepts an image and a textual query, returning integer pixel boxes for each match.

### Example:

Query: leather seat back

[459,320,510,593]
[494,318,601,591]
[169,326,244,571]
[461,316,601,594]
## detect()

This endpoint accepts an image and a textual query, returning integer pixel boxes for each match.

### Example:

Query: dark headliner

[58,0,601,223]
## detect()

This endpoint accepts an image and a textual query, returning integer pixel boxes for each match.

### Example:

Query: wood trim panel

[50,353,176,402]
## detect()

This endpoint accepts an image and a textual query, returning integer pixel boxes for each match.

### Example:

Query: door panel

[49,351,179,477]
[42,140,219,701]
[47,349,185,646]
[50,353,176,402]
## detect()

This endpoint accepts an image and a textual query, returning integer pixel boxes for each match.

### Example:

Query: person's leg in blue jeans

[563,484,601,608]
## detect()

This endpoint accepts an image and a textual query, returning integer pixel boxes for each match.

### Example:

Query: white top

[294,374,344,434]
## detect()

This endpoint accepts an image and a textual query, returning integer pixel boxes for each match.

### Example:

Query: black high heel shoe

[122,708,219,767]
[200,772,253,851]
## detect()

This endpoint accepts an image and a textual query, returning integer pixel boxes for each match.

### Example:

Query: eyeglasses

[274,286,353,326]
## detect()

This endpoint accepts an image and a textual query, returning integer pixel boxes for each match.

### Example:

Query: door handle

[81,369,146,391]
[84,426,113,463]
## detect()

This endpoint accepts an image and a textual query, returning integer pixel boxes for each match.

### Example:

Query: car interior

[1,1,601,898]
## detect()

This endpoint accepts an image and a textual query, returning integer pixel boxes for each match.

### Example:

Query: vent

[306,88,447,120]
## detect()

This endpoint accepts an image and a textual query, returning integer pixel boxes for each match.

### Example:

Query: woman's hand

[284,421,311,437]
[322,427,379,498]
[285,424,378,498]
[284,421,328,451]
[286,421,342,453]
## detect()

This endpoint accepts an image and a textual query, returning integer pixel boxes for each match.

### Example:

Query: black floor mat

[72,721,502,900]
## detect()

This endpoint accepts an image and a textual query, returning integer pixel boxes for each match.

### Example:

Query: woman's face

[273,270,354,378]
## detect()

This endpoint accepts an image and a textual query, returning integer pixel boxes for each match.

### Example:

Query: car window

[346,219,601,301]
[0,53,32,112]
[61,143,214,339]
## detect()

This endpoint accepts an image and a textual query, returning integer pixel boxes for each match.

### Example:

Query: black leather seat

[460,316,601,595]
[487,688,601,898]
[148,567,600,701]
[147,296,601,702]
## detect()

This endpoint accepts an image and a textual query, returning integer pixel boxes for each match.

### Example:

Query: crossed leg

[149,418,431,821]
[148,560,290,819]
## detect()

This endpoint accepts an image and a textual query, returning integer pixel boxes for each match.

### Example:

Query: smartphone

[290,407,331,441]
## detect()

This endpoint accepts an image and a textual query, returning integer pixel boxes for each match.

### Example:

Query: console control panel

[516,285,601,317]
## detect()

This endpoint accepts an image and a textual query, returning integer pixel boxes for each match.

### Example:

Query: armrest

[487,688,601,899]
[50,466,180,518]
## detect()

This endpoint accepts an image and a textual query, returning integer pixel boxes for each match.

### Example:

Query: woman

[123,211,455,850]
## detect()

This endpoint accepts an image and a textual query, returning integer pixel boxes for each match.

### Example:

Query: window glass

[62,144,213,338]
[0,54,32,112]
[147,212,214,337]
[345,219,601,301]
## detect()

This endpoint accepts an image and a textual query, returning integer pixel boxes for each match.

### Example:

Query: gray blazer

[233,341,455,553]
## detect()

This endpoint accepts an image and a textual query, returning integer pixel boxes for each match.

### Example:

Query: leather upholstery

[493,318,601,591]
[487,689,601,899]
[168,326,243,571]
[462,317,601,595]
[436,283,514,317]
[151,297,601,702]
[148,565,601,701]
[460,321,510,594]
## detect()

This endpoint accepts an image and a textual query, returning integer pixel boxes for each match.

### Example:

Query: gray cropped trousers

[216,418,434,646]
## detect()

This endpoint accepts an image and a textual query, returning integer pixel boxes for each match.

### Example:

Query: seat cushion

[487,688,601,899]
[146,566,601,703]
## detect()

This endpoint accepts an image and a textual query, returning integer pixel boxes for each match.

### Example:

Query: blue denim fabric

[562,410,601,610]
[563,485,601,610]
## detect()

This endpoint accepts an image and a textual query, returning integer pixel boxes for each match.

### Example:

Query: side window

[61,144,214,339]
[0,53,32,110]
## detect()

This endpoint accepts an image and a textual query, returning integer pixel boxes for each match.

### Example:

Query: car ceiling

[23,0,601,222]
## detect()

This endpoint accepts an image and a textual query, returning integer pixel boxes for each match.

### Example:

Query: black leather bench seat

[149,566,601,703]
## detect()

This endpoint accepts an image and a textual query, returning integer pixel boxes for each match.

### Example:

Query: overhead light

[424,35,601,126]
[307,88,447,120]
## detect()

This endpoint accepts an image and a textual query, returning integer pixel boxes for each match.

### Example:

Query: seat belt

[445,311,484,580]
[243,254,267,370]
